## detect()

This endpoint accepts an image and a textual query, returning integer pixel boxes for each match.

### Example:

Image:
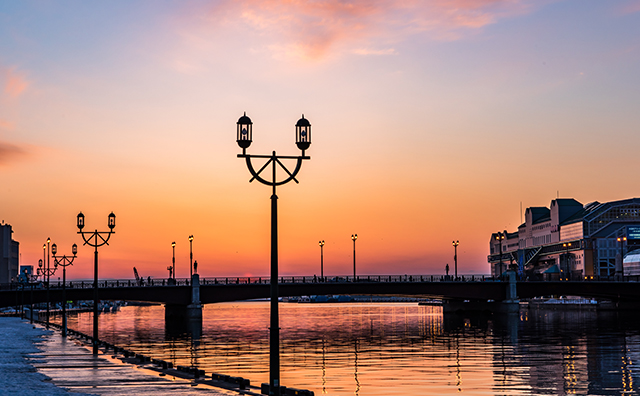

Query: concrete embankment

[0,317,240,395]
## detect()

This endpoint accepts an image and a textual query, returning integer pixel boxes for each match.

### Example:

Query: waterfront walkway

[0,317,238,395]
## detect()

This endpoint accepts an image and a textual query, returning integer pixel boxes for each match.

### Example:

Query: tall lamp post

[236,112,311,396]
[172,241,176,281]
[495,232,505,277]
[617,236,627,278]
[77,212,116,355]
[351,234,358,280]
[562,242,571,281]
[42,238,57,327]
[30,266,42,324]
[189,235,194,280]
[452,240,459,279]
[52,243,77,337]
[319,240,325,280]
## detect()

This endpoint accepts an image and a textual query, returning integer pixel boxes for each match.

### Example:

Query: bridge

[3,274,640,311]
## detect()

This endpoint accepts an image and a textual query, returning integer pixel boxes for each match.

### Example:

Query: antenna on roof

[520,202,523,224]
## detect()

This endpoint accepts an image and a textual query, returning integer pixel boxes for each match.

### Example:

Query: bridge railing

[0,274,497,290]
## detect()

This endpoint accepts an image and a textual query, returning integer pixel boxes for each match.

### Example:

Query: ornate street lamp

[77,211,116,354]
[495,232,505,277]
[319,240,325,280]
[351,234,358,281]
[189,235,194,280]
[236,112,311,396]
[29,265,42,324]
[52,243,77,337]
[452,240,459,279]
[41,238,57,327]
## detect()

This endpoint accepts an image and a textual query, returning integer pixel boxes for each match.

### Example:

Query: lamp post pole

[496,232,505,278]
[617,236,627,279]
[77,212,116,355]
[452,240,459,279]
[189,235,194,280]
[319,240,325,280]
[236,112,311,396]
[172,242,176,281]
[562,242,572,281]
[42,238,58,327]
[351,234,358,281]
[52,243,77,337]
[30,267,42,324]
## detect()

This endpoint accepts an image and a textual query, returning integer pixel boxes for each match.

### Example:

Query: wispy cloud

[193,0,540,60]
[0,119,14,131]
[0,141,28,167]
[3,67,29,98]
[616,1,640,15]
[353,48,396,56]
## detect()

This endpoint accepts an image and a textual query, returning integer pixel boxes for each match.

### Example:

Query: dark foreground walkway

[0,317,241,395]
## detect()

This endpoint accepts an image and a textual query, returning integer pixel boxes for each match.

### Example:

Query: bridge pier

[443,270,520,314]
[164,274,202,338]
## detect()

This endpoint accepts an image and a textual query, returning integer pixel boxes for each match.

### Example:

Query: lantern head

[108,212,116,230]
[351,234,358,241]
[237,112,253,149]
[295,115,311,151]
[38,259,43,269]
[189,235,194,242]
[51,243,57,255]
[72,243,78,256]
[77,212,85,230]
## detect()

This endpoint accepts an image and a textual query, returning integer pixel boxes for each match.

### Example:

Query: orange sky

[1,1,640,279]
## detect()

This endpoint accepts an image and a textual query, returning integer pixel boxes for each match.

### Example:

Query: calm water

[58,302,640,395]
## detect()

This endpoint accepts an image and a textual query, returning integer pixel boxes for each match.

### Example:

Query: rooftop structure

[488,198,640,279]
[0,223,19,283]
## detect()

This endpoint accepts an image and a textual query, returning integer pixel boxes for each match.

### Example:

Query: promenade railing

[5,273,640,291]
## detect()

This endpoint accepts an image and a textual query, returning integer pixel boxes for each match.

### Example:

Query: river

[56,302,640,395]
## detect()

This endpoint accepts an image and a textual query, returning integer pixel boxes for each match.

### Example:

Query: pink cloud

[0,141,28,166]
[200,0,539,59]
[0,119,14,130]
[617,1,640,15]
[3,67,29,98]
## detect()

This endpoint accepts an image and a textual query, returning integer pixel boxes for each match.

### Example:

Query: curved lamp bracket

[242,152,309,187]
[79,230,114,248]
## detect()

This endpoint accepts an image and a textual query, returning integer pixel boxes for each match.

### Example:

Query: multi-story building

[488,198,640,279]
[0,223,20,283]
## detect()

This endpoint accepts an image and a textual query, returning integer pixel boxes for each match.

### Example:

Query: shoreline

[0,317,254,395]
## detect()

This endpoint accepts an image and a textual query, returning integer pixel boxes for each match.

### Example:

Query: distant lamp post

[617,236,627,278]
[77,211,116,355]
[172,241,176,280]
[495,232,505,277]
[351,234,358,280]
[319,240,325,280]
[52,243,77,337]
[452,240,459,279]
[189,235,194,280]
[236,112,311,396]
[42,238,57,327]
[562,242,572,281]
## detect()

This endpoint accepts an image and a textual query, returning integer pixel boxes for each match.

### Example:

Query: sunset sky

[1,0,640,280]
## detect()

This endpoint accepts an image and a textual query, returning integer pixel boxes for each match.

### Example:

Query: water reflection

[58,303,640,395]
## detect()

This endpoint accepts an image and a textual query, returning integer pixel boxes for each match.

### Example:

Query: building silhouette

[0,223,19,283]
[489,198,640,279]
